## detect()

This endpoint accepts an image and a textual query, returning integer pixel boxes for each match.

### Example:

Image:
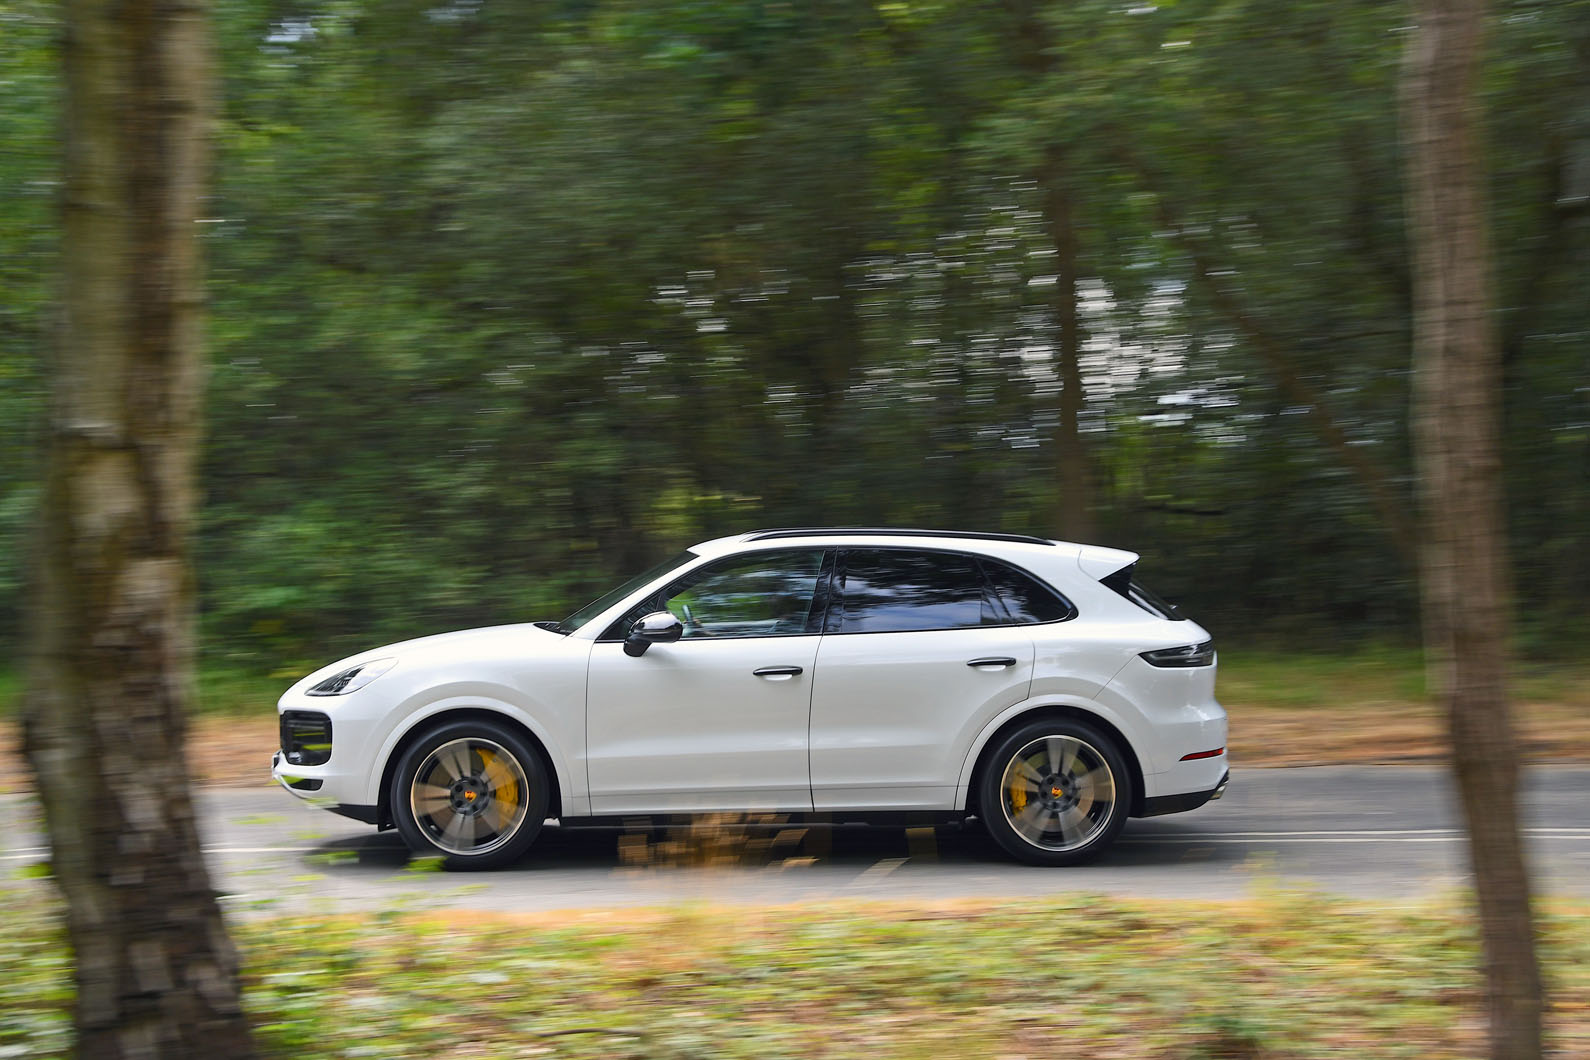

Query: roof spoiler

[1076,544,1138,581]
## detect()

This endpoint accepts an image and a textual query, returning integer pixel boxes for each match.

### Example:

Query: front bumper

[272,751,386,827]
[271,750,325,798]
[270,705,377,805]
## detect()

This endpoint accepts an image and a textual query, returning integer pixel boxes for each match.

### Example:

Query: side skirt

[556,810,970,830]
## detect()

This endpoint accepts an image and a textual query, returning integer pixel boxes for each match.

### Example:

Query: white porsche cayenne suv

[272,528,1228,869]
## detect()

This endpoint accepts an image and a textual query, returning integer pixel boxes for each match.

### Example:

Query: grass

[0,666,18,717]
[0,663,283,719]
[1216,645,1590,765]
[1,891,1588,1058]
[1219,645,1431,709]
[1217,644,1590,712]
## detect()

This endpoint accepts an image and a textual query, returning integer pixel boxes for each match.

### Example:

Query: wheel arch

[961,704,1147,819]
[375,707,564,828]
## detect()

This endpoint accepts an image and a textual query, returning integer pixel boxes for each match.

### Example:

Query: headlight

[306,658,396,696]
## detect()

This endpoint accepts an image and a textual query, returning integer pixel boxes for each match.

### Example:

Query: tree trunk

[1043,146,1095,543]
[21,1,257,1056]
[1005,2,1095,542]
[1401,2,1544,1058]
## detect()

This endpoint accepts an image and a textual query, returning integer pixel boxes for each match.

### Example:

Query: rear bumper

[1139,769,1229,818]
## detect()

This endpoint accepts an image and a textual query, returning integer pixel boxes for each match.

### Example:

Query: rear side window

[980,559,1076,623]
[1101,565,1185,620]
[839,549,1001,633]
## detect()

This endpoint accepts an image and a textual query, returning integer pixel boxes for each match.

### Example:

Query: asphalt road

[5,766,1588,912]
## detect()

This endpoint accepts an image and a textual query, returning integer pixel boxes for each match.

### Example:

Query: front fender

[360,688,584,815]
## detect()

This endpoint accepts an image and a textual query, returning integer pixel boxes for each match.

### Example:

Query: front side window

[608,549,828,640]
[838,549,1002,633]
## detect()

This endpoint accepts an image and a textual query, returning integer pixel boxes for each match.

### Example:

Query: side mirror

[623,611,684,657]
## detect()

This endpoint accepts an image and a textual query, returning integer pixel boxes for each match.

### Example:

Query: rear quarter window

[838,549,1002,633]
[979,559,1076,623]
[1101,566,1185,620]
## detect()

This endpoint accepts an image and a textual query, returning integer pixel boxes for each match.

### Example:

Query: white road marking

[1139,828,1590,838]
[1120,836,1472,845]
[0,844,322,862]
[1123,827,1590,845]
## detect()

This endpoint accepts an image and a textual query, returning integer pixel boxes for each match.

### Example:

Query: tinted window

[609,549,827,639]
[1127,580,1183,620]
[980,560,1075,623]
[1101,565,1185,621]
[839,549,1001,633]
[556,550,697,633]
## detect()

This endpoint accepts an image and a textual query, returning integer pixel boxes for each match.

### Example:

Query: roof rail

[744,527,1055,547]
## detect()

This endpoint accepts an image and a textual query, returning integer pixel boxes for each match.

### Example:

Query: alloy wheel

[997,734,1117,852]
[408,737,530,856]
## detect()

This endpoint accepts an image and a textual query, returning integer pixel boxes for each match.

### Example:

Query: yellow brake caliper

[478,749,520,820]
[1010,759,1028,813]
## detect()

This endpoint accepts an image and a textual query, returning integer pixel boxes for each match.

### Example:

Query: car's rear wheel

[978,717,1130,866]
[390,718,549,870]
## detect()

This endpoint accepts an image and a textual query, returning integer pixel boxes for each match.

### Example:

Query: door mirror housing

[624,611,684,657]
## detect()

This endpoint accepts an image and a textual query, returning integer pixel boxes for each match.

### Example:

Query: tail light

[1140,641,1215,668]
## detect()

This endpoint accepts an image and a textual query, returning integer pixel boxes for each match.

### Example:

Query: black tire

[977,717,1131,866]
[389,718,550,870]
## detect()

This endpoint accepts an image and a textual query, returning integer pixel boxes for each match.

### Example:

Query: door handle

[967,657,1018,670]
[753,665,804,679]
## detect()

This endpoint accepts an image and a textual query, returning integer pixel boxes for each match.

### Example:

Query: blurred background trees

[1,0,1586,673]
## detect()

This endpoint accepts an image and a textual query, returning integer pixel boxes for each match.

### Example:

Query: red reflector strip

[1180,747,1225,761]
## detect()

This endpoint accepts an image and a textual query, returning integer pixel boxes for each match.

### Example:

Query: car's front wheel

[978,717,1131,866]
[389,718,549,870]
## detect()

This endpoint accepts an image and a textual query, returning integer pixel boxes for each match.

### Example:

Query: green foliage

[1,0,1587,666]
[0,0,54,652]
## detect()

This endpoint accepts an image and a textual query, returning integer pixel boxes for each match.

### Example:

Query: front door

[584,548,830,813]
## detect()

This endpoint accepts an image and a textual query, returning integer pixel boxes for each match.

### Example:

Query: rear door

[807,548,1035,810]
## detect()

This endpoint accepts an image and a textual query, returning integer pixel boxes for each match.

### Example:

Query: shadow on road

[299,817,1250,875]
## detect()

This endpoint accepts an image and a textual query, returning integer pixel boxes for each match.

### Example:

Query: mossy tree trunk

[22,1,257,1056]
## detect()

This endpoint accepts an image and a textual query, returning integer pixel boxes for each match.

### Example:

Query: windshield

[553,550,698,633]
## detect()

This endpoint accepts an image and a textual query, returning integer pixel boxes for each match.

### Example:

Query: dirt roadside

[2,699,1586,794]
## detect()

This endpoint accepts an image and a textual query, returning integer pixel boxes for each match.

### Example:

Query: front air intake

[280,710,333,766]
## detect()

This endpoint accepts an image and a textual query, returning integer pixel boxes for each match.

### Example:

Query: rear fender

[952,695,1149,813]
